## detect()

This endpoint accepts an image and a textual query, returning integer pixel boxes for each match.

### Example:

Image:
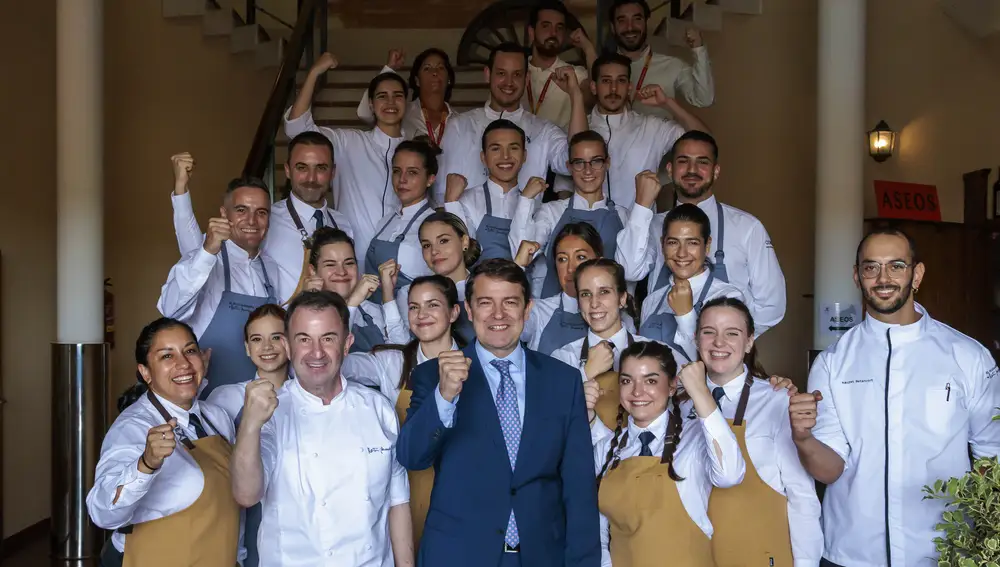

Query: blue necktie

[490,358,520,547]
[638,430,655,457]
[713,387,726,409]
[313,209,325,230]
[188,413,208,439]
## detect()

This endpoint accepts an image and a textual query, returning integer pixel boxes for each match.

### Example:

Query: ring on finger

[161,432,166,440]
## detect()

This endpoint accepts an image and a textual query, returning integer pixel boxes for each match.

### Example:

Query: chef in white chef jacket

[617,130,787,335]
[608,0,714,117]
[431,41,588,206]
[284,52,408,258]
[231,290,413,567]
[170,134,353,305]
[157,177,287,399]
[790,228,1000,567]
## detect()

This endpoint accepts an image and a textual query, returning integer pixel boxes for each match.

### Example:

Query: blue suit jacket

[397,343,601,567]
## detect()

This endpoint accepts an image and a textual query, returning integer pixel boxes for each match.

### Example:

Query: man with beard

[617,130,786,335]
[171,133,354,305]
[525,0,593,130]
[587,52,709,210]
[609,0,714,117]
[432,42,588,206]
[788,229,1000,567]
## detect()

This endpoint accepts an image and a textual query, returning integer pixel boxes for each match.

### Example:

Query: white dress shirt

[156,240,282,339]
[387,278,466,345]
[207,376,290,424]
[620,195,786,334]
[434,341,527,428]
[626,45,714,116]
[592,404,745,566]
[355,65,455,141]
[367,198,435,280]
[551,326,660,383]
[588,107,686,211]
[86,393,237,555]
[524,57,589,130]
[342,340,460,407]
[520,292,637,353]
[258,377,409,567]
[432,103,571,206]
[284,106,405,257]
[444,179,529,256]
[808,303,1000,567]
[708,369,823,567]
[170,192,353,304]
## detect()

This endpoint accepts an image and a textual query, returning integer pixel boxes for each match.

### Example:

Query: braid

[373,339,420,391]
[597,404,628,489]
[660,394,685,481]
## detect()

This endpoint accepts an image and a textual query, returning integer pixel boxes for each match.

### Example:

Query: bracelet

[140,454,160,472]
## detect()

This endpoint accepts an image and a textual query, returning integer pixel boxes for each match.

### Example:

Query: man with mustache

[432,42,588,206]
[609,0,714,117]
[525,0,593,130]
[617,130,787,337]
[788,229,1000,567]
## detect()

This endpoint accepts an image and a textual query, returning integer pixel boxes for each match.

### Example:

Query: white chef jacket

[366,198,435,281]
[156,240,283,339]
[640,267,745,361]
[86,393,239,556]
[355,65,455,141]
[626,45,714,117]
[708,369,824,567]
[524,56,589,130]
[808,303,1000,567]
[588,106,686,211]
[592,404,745,565]
[520,292,637,352]
[170,192,353,304]
[387,278,467,345]
[432,103,571,206]
[283,106,405,257]
[258,377,409,567]
[443,179,530,256]
[619,196,786,335]
[206,374,290,423]
[551,326,659,383]
[342,339,460,407]
[349,300,394,344]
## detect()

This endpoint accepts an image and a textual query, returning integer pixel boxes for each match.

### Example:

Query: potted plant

[922,412,1000,567]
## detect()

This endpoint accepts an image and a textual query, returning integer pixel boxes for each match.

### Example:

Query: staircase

[939,0,1000,60]
[651,0,763,47]
[161,0,291,69]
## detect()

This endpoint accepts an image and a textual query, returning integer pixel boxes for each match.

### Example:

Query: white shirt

[342,340,460,407]
[640,268,745,361]
[551,326,660,383]
[524,57,589,130]
[808,304,1000,567]
[283,106,405,257]
[626,45,714,116]
[258,377,408,567]
[520,292,637,353]
[444,179,528,256]
[387,278,466,345]
[355,65,455,141]
[588,107,686,211]
[432,103,571,206]
[207,375,290,423]
[592,405,745,566]
[366,198,435,281]
[349,300,395,344]
[170,192,353,304]
[708,369,823,567]
[86,393,238,555]
[620,195,786,335]
[156,240,282,338]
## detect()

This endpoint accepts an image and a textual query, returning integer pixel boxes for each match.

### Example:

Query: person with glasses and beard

[789,228,1000,567]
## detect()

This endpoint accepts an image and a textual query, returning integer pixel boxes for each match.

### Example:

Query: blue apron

[350,303,387,353]
[536,294,589,356]
[652,200,729,293]
[540,195,624,298]
[476,185,514,262]
[364,202,432,304]
[639,267,715,364]
[199,244,276,400]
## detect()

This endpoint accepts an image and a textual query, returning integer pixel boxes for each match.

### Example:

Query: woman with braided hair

[589,340,745,567]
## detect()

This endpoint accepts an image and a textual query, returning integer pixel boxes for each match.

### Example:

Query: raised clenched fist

[514,240,541,268]
[789,391,823,442]
[311,52,339,75]
[242,378,279,429]
[634,170,662,209]
[378,259,400,303]
[203,218,233,255]
[348,274,380,307]
[521,176,548,200]
[445,173,468,203]
[171,152,195,194]
[584,341,615,380]
[387,49,405,70]
[667,279,694,316]
[140,420,177,472]
[438,350,472,403]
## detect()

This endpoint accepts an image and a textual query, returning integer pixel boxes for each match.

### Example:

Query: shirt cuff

[193,246,221,272]
[628,202,654,226]
[692,45,709,58]
[113,459,158,504]
[171,191,194,211]
[433,387,458,428]
[283,105,313,128]
[675,309,697,338]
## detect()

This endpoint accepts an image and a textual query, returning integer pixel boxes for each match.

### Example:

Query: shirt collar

[371,125,404,150]
[418,340,460,365]
[289,191,327,218]
[398,197,429,218]
[627,408,668,440]
[571,192,607,210]
[590,105,630,128]
[529,56,567,73]
[150,391,199,430]
[588,325,629,350]
[561,292,579,313]
[224,239,259,262]
[862,302,929,344]
[706,365,749,404]
[486,178,519,197]
[484,102,524,122]
[289,374,348,410]
[475,340,526,374]
[691,193,718,213]
[621,45,652,62]
[668,263,711,290]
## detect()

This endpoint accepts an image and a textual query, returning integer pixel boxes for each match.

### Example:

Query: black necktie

[188,413,208,439]
[712,387,726,409]
[313,209,325,230]
[638,431,655,457]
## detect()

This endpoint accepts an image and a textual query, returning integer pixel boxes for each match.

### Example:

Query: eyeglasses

[858,261,912,279]
[569,157,608,171]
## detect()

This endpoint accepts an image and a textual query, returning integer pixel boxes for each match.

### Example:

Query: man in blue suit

[398,259,601,567]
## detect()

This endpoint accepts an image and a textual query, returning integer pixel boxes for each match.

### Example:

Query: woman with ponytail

[696,297,822,566]
[340,274,465,548]
[384,211,481,344]
[91,318,242,567]
[589,340,745,567]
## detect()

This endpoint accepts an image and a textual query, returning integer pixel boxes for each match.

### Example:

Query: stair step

[231,24,270,54]
[312,100,482,109]
[329,64,484,73]
[162,0,210,18]
[715,0,763,15]
[256,38,286,69]
[306,81,489,91]
[202,6,240,37]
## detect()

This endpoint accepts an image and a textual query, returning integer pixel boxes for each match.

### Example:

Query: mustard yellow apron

[396,387,434,549]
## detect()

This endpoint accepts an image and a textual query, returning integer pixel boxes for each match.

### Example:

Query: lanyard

[422,107,447,146]
[526,72,555,114]
[631,50,654,102]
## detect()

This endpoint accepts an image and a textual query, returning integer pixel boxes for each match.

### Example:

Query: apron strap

[714,200,725,260]
[220,244,232,293]
[396,202,432,242]
[282,247,311,308]
[145,390,196,450]
[693,267,715,312]
[732,373,753,426]
[483,184,493,217]
[257,256,276,302]
[285,197,311,242]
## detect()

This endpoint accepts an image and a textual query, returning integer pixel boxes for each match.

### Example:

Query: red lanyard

[526,72,555,114]
[422,108,447,147]
[631,51,654,102]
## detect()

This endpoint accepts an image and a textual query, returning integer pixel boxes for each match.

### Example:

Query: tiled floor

[3,538,99,567]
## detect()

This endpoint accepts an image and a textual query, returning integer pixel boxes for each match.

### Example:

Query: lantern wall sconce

[868,120,896,162]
